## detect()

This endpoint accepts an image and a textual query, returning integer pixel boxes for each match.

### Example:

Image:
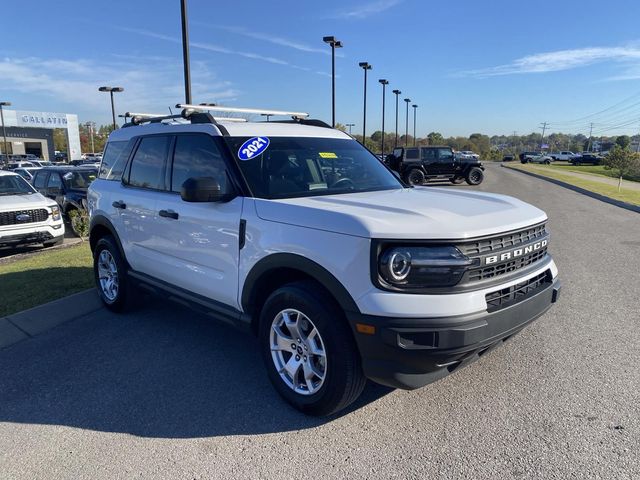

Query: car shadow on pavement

[0,296,393,438]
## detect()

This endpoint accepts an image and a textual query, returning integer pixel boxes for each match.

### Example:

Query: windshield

[0,175,36,195]
[62,169,97,190]
[225,137,402,199]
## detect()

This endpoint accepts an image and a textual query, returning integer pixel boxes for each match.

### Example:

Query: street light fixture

[98,86,124,130]
[378,79,389,156]
[404,98,411,147]
[346,123,355,135]
[392,89,401,148]
[358,62,372,144]
[412,104,418,146]
[323,36,343,128]
[0,101,11,164]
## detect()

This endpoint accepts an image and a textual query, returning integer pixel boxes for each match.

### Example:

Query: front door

[153,133,243,309]
[435,148,456,176]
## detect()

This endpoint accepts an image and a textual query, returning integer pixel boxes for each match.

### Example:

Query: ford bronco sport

[88,105,560,416]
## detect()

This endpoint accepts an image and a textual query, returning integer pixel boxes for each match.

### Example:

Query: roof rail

[176,104,309,118]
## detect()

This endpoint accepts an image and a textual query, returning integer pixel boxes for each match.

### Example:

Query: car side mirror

[181,177,232,202]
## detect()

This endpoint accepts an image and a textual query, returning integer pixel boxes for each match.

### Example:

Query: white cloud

[0,56,239,121]
[195,23,334,56]
[329,0,403,19]
[456,46,640,78]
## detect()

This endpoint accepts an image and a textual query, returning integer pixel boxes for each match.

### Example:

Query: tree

[615,135,630,150]
[334,123,347,132]
[427,132,444,145]
[603,145,640,191]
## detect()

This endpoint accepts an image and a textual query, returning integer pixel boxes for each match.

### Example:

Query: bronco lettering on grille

[485,239,548,265]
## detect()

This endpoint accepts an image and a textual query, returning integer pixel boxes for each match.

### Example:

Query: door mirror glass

[180,177,232,202]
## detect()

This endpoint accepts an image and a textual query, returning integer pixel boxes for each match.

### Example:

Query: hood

[254,187,547,239]
[0,192,56,211]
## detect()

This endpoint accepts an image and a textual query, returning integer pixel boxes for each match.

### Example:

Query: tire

[450,176,465,184]
[259,281,366,416]
[43,236,64,247]
[405,168,425,186]
[93,235,132,312]
[544,160,551,165]
[465,167,484,185]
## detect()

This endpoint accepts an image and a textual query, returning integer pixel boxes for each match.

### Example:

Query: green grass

[507,164,640,206]
[0,243,94,317]
[550,163,640,182]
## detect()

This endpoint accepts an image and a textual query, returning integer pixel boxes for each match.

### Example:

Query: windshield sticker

[319,152,338,159]
[238,137,270,160]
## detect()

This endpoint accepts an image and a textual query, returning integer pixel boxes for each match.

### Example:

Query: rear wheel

[259,281,366,416]
[465,167,484,185]
[93,235,132,312]
[405,168,425,186]
[544,160,551,165]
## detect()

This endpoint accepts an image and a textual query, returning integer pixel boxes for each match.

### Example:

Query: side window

[437,149,454,162]
[33,172,47,189]
[127,136,171,190]
[170,135,231,194]
[47,173,62,190]
[421,149,437,161]
[99,140,133,181]
[405,148,419,160]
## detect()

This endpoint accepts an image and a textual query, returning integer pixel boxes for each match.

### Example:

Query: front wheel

[544,160,551,165]
[405,168,426,186]
[465,167,484,185]
[259,281,366,416]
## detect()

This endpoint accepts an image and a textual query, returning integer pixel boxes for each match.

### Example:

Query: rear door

[420,148,437,174]
[32,170,48,195]
[118,134,172,274]
[153,133,243,308]
[45,172,65,206]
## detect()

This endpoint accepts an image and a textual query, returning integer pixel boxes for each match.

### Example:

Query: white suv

[0,171,65,247]
[88,106,560,415]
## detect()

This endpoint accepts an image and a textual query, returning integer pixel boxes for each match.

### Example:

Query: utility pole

[358,62,372,145]
[539,122,548,150]
[378,79,388,156]
[404,98,411,147]
[392,89,401,148]
[323,36,343,128]
[180,0,192,104]
[412,104,418,146]
[587,122,594,152]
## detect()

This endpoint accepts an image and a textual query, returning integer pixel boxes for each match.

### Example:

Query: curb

[501,165,640,214]
[0,289,102,350]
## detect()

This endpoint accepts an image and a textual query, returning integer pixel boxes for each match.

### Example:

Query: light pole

[0,101,10,164]
[346,123,355,135]
[412,104,418,146]
[85,122,96,153]
[359,62,372,144]
[378,79,389,156]
[404,98,411,146]
[392,89,401,147]
[323,36,343,128]
[98,86,124,130]
[180,0,192,104]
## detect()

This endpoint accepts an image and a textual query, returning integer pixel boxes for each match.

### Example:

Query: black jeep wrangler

[386,146,485,186]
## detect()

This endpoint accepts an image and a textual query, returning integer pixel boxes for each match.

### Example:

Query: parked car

[31,166,98,236]
[550,151,578,161]
[12,167,42,183]
[387,146,485,185]
[527,154,554,165]
[456,150,480,160]
[519,151,540,163]
[54,151,68,162]
[0,170,65,248]
[87,107,559,415]
[571,153,603,165]
[5,161,37,170]
[502,155,515,162]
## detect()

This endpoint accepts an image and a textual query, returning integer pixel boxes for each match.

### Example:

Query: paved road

[1,164,638,479]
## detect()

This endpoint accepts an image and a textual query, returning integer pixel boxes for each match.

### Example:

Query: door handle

[159,209,179,220]
[112,200,127,209]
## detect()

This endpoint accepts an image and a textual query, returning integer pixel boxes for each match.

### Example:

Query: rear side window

[405,148,419,160]
[99,140,133,181]
[47,173,62,189]
[127,136,171,190]
[33,172,47,189]
[170,135,230,194]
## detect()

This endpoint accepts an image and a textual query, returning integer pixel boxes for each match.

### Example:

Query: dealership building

[0,109,81,160]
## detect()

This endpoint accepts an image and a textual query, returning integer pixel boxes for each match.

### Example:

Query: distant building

[0,109,81,160]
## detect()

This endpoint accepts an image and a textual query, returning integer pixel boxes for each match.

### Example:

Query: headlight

[51,205,61,221]
[379,246,476,288]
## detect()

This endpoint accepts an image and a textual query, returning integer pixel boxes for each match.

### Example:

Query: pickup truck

[550,151,578,161]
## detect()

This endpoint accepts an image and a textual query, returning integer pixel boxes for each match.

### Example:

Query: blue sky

[3,0,640,137]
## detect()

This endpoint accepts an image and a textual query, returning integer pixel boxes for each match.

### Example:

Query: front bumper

[349,276,561,390]
[0,222,65,247]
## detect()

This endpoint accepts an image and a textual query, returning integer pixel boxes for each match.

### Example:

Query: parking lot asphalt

[1,163,638,479]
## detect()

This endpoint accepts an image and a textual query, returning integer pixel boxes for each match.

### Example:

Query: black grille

[485,270,551,312]
[458,223,547,256]
[0,208,49,226]
[468,247,548,281]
